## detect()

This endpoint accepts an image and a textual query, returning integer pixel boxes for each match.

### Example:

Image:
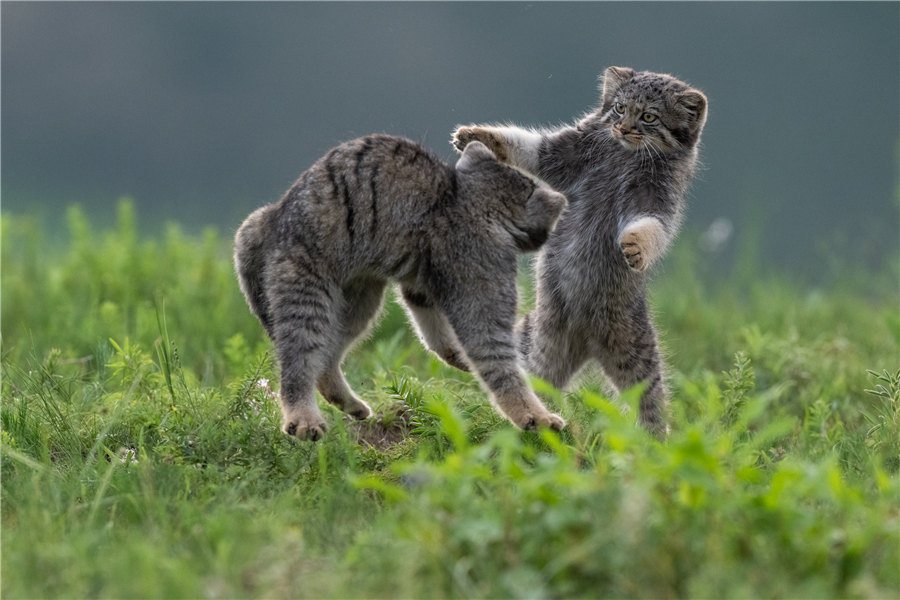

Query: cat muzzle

[612,127,643,150]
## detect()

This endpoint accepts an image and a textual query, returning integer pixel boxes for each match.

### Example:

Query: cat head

[598,66,707,154]
[455,141,567,251]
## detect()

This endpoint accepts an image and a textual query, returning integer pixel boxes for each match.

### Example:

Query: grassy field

[2,201,898,598]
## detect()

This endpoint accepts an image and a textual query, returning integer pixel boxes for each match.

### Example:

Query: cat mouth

[612,130,643,150]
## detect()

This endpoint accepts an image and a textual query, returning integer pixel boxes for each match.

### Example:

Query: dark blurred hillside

[2,2,898,276]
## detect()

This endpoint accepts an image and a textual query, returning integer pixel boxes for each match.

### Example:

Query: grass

[2,200,898,598]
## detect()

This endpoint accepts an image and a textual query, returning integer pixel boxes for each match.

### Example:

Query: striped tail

[234,206,275,338]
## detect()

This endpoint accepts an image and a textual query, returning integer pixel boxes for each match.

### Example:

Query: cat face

[599,66,707,154]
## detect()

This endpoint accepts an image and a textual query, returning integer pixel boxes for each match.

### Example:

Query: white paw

[619,217,667,272]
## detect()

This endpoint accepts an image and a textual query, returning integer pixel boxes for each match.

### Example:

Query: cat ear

[532,186,567,217]
[455,141,496,171]
[674,89,708,132]
[600,66,635,104]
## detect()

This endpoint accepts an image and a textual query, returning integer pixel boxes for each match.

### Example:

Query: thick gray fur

[235,134,567,440]
[453,67,708,436]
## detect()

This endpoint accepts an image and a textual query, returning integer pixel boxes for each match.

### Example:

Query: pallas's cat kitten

[453,67,708,435]
[235,135,567,440]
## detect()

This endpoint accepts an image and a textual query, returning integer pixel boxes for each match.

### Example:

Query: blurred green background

[3,1,898,277]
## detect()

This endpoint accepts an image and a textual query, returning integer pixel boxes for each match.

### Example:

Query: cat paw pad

[452,126,479,152]
[620,218,666,272]
[452,127,508,162]
[620,233,647,271]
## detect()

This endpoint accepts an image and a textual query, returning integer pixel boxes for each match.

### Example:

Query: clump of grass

[2,204,898,598]
[1,200,263,382]
[863,369,900,472]
[351,364,899,598]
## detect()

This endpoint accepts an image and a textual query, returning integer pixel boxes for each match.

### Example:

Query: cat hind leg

[269,258,342,441]
[316,278,387,420]
[595,304,670,438]
[517,310,588,391]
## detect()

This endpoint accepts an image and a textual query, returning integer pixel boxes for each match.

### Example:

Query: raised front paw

[620,230,648,271]
[452,126,480,152]
[282,408,328,442]
[619,217,666,272]
[451,126,508,162]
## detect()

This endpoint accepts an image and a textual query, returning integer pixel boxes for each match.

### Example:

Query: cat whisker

[646,141,661,166]
[643,137,668,167]
[588,133,613,163]
[640,141,656,177]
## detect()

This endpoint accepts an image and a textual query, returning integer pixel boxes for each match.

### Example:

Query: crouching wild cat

[453,67,707,436]
[235,135,568,441]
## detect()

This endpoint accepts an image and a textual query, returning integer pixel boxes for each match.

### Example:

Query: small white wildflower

[255,378,278,403]
[119,447,138,465]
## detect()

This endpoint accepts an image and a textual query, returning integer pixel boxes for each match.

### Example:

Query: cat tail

[234,205,275,338]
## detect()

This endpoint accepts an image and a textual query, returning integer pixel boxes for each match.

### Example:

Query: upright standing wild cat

[453,67,708,435]
[234,134,567,441]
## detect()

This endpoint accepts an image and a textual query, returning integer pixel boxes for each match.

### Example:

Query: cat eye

[614,102,625,114]
[641,113,658,124]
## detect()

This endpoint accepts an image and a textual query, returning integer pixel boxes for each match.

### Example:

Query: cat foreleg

[400,286,470,372]
[452,125,543,173]
[619,216,670,272]
[438,283,565,431]
[316,365,373,420]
